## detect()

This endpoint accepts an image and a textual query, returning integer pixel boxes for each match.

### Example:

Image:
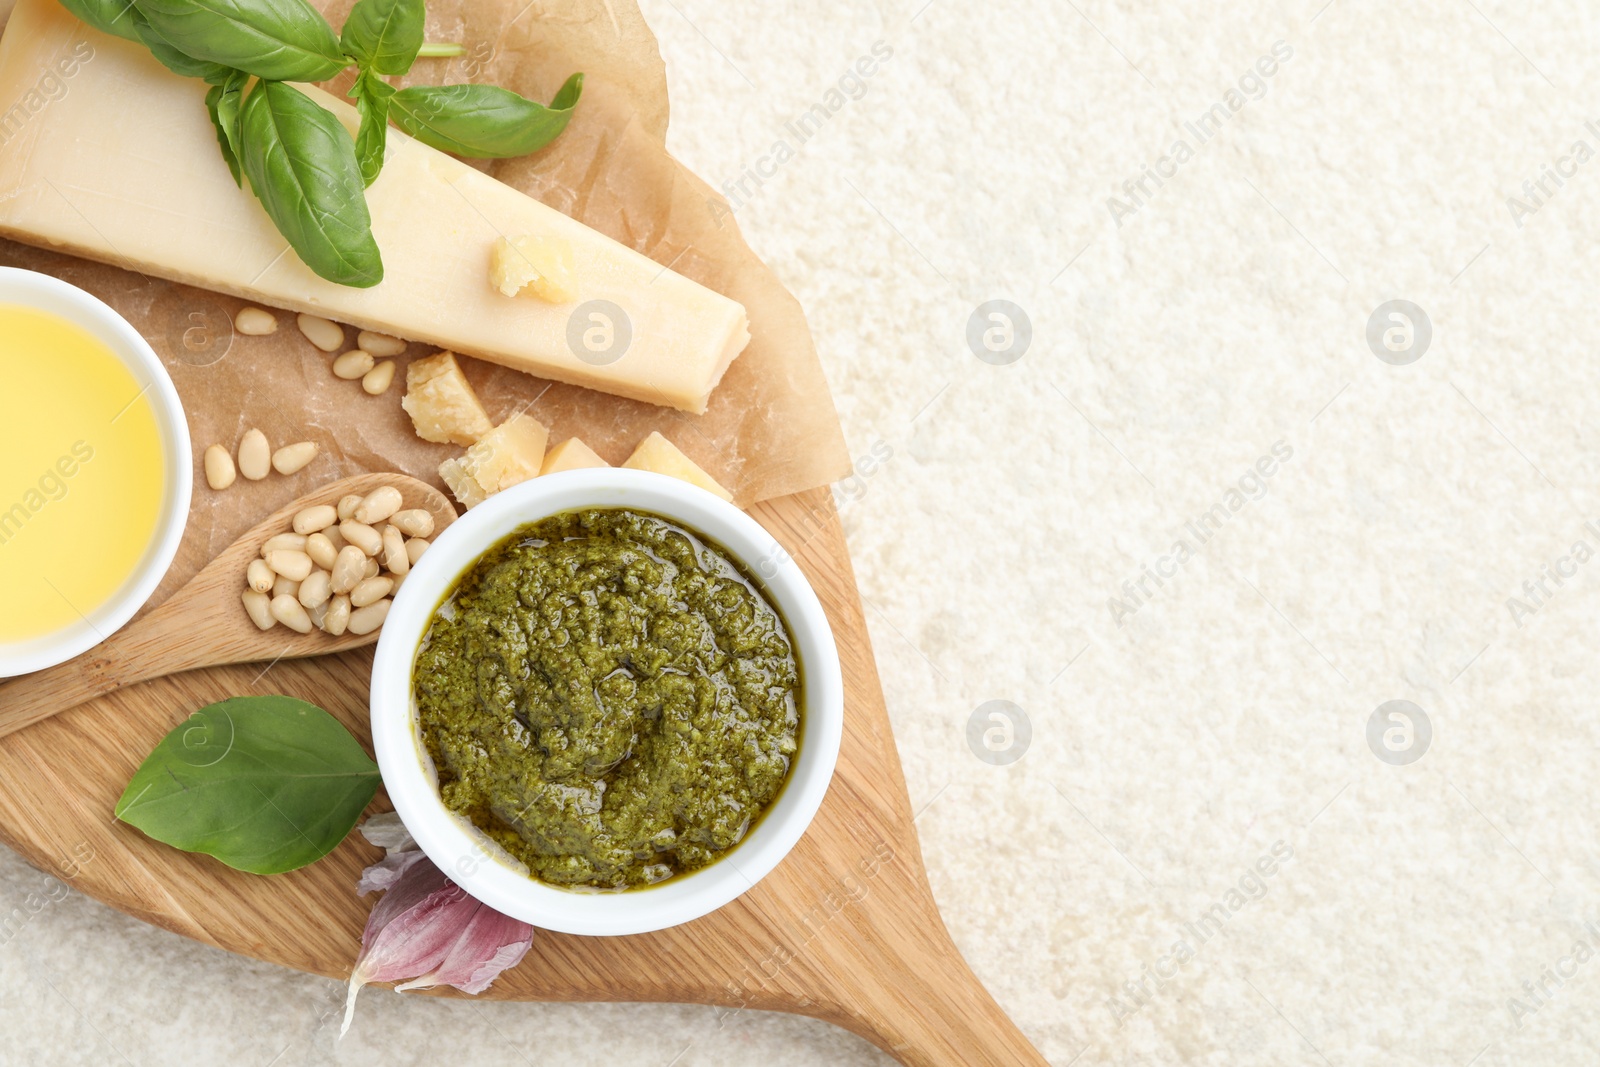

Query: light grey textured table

[4,1,1597,1064]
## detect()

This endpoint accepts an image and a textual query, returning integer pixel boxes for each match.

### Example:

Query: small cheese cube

[540,437,609,476]
[439,414,550,508]
[489,235,577,304]
[401,352,494,445]
[622,432,733,502]
[438,458,488,509]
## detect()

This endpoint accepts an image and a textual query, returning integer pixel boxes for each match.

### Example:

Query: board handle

[839,922,1050,1067]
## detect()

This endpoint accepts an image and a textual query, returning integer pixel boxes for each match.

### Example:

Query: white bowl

[370,468,843,935]
[0,268,192,678]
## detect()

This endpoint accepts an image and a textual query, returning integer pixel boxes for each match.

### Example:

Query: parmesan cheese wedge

[0,0,750,413]
[401,352,493,446]
[540,436,609,475]
[623,431,733,502]
[439,413,549,508]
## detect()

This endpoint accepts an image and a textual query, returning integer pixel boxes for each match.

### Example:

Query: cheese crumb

[439,414,550,508]
[401,351,493,445]
[488,235,577,304]
[622,432,733,502]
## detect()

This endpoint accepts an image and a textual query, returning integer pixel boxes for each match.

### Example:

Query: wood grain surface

[0,486,1046,1065]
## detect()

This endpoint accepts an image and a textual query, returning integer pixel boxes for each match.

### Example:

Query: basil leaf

[204,68,247,186]
[389,72,582,158]
[114,696,380,875]
[352,71,396,187]
[239,81,384,288]
[132,0,348,82]
[340,0,423,77]
[56,0,141,40]
[131,8,233,84]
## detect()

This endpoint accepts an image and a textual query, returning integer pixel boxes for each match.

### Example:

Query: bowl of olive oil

[0,267,191,677]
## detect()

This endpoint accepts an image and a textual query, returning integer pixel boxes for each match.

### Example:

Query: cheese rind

[0,0,750,412]
[401,351,493,446]
[539,436,609,475]
[623,431,733,502]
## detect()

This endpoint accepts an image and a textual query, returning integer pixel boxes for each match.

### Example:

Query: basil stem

[416,41,463,57]
[239,81,383,287]
[56,0,141,40]
[389,72,582,158]
[114,696,380,876]
[339,0,423,76]
[132,0,349,82]
[352,71,396,187]
[204,67,248,185]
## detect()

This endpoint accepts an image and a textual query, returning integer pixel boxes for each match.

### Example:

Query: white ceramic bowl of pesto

[370,467,843,936]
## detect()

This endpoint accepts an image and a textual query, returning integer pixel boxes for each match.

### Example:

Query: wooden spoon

[0,473,456,740]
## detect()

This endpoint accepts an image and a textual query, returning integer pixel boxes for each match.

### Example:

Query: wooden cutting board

[0,486,1046,1065]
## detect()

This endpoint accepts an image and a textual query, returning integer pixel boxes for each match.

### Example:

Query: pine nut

[331,545,367,594]
[390,509,434,538]
[246,558,274,593]
[340,520,382,556]
[271,576,299,599]
[323,525,346,551]
[273,441,318,475]
[298,569,332,610]
[238,428,270,480]
[405,537,429,564]
[204,444,236,490]
[235,307,277,336]
[242,589,274,630]
[297,313,344,352]
[292,504,338,535]
[347,599,391,636]
[308,598,330,631]
[388,572,407,597]
[261,532,307,556]
[354,486,402,525]
[332,349,374,380]
[362,360,396,395]
[266,549,313,581]
[350,576,393,608]
[336,494,363,522]
[382,524,408,575]
[364,557,380,579]
[324,594,351,636]
[305,532,338,571]
[270,594,314,633]
[357,330,406,356]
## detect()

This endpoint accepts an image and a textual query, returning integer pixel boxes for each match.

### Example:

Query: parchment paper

[0,0,849,608]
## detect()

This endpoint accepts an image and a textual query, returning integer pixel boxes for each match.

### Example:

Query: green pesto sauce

[414,508,801,890]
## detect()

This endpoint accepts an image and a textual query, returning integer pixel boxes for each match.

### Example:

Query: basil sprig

[339,0,423,76]
[204,67,248,183]
[133,9,234,80]
[352,70,397,186]
[240,80,383,286]
[54,0,583,288]
[134,0,348,81]
[115,696,380,875]
[391,73,583,158]
[56,0,140,39]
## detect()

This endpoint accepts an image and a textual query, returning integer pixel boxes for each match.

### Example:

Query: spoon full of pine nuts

[0,473,456,741]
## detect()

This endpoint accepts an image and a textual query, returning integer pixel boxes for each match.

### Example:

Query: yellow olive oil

[0,304,164,643]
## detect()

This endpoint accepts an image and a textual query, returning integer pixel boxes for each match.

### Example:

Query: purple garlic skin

[342,817,534,1036]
